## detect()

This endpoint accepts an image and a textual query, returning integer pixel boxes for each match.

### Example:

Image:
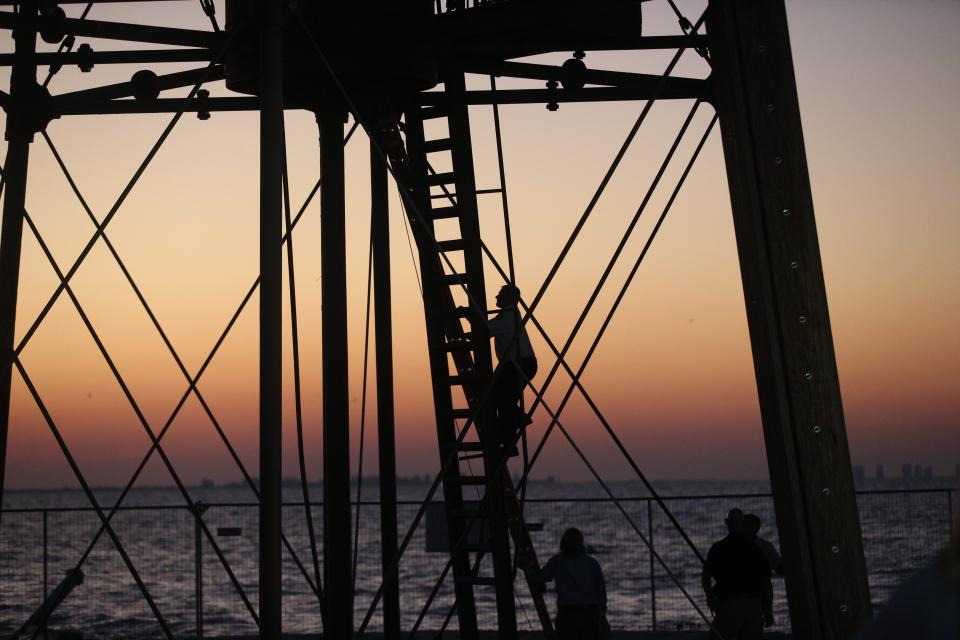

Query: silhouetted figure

[702,509,770,640]
[855,522,959,640]
[539,527,607,640]
[744,513,782,628]
[487,284,537,454]
[743,514,783,575]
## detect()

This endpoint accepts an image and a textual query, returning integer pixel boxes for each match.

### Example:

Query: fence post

[195,502,204,639]
[42,509,48,640]
[647,498,656,631]
[948,490,954,539]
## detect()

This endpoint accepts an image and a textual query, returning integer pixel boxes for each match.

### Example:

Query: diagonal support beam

[0,11,222,48]
[29,133,324,612]
[9,44,229,397]
[19,123,357,633]
[460,57,711,97]
[49,65,226,110]
[0,48,215,67]
[7,349,174,639]
[19,207,260,626]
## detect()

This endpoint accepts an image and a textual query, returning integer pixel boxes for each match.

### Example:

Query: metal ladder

[394,71,554,639]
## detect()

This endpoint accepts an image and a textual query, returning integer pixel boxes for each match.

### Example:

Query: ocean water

[1,478,954,638]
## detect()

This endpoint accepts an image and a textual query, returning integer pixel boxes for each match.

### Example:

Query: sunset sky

[1,0,957,490]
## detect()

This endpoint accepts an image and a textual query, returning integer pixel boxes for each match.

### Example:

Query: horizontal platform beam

[49,83,708,116]
[449,34,710,59]
[423,83,711,106]
[0,12,221,48]
[0,48,214,67]
[50,65,225,110]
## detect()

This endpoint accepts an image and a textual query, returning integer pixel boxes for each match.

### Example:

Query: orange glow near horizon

[2,1,959,490]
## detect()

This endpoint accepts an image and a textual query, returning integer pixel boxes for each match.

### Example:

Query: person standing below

[743,513,783,628]
[485,284,537,453]
[538,527,608,640]
[701,509,770,640]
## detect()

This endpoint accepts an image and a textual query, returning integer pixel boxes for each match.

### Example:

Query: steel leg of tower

[319,105,353,638]
[372,140,401,639]
[707,1,871,638]
[258,0,284,637]
[0,1,37,530]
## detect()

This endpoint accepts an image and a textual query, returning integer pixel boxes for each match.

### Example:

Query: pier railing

[1,488,954,637]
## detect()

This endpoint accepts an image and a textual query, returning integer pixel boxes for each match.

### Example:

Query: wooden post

[707,1,872,638]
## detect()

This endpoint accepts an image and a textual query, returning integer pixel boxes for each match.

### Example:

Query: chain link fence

[1,489,954,637]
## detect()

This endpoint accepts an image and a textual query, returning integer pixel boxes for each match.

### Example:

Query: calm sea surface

[1,478,955,637]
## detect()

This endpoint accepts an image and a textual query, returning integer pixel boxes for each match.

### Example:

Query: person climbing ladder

[485,284,538,455]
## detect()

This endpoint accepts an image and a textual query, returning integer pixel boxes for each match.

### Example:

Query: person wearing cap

[701,508,770,640]
[486,284,537,454]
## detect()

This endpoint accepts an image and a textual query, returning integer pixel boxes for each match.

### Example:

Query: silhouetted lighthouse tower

[0,1,871,638]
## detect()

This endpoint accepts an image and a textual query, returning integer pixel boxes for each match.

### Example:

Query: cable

[197,0,220,32]
[430,100,709,564]
[518,116,721,557]
[352,225,375,593]
[664,0,711,63]
[397,193,423,294]
[487,74,531,520]
[281,126,326,626]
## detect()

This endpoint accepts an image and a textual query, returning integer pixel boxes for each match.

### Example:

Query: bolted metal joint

[3,81,55,142]
[545,79,559,112]
[76,42,94,73]
[196,89,211,121]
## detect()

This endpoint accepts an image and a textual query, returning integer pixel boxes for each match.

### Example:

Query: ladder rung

[420,105,447,120]
[422,138,454,153]
[423,171,457,187]
[437,306,472,319]
[433,273,467,286]
[436,239,465,252]
[445,408,474,419]
[459,452,485,462]
[447,374,475,386]
[441,341,475,353]
[456,575,497,586]
[429,205,460,220]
